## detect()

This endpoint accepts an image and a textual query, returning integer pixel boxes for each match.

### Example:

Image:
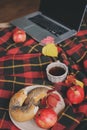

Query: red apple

[34,108,57,129]
[46,93,60,107]
[13,29,26,43]
[67,85,84,104]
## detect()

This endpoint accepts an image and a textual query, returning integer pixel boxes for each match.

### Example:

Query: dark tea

[49,66,65,76]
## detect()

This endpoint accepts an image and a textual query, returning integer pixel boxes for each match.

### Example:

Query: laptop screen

[39,0,86,31]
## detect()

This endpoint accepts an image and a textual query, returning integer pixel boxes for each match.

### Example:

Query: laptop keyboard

[29,15,68,36]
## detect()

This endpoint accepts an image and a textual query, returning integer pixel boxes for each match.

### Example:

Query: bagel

[9,86,49,122]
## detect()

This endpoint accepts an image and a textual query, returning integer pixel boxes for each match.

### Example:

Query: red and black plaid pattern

[51,23,87,130]
[0,23,87,130]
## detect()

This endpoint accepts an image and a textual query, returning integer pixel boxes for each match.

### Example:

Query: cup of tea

[46,60,68,83]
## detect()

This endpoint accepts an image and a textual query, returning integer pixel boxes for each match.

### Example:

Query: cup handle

[56,60,61,64]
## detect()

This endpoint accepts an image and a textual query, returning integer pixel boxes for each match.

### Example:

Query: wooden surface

[0,0,40,22]
[0,0,86,25]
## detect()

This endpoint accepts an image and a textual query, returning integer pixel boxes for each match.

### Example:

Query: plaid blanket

[0,22,87,130]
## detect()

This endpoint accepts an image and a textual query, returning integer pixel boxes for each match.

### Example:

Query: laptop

[11,0,87,44]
